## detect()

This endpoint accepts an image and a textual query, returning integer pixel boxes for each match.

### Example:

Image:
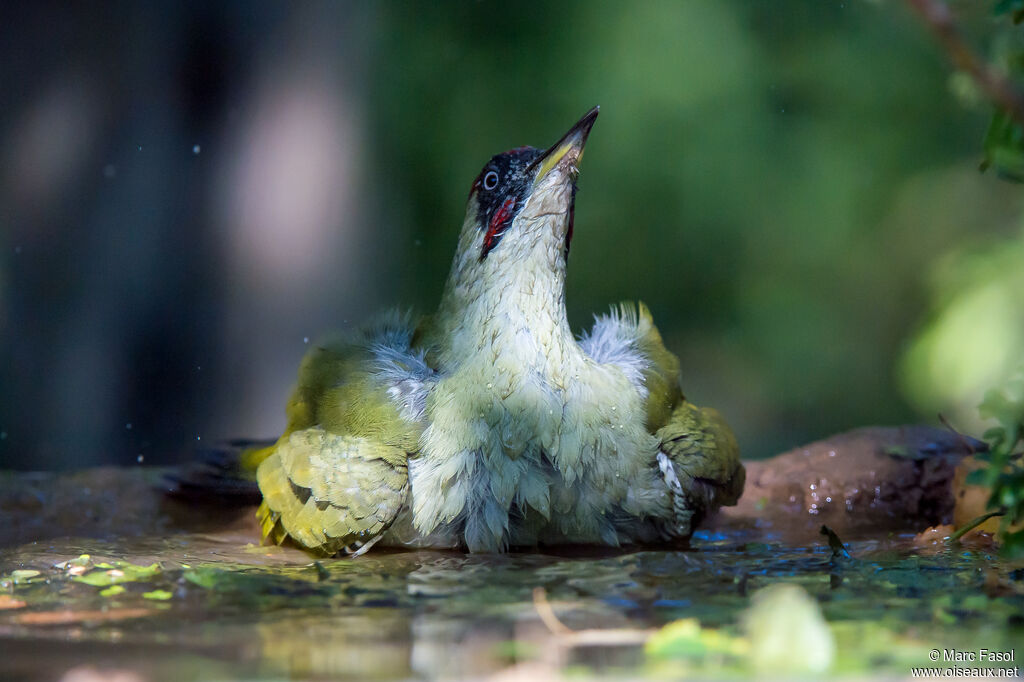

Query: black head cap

[466,107,599,261]
[468,147,544,260]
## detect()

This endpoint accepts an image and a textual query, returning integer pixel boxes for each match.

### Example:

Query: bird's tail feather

[162,439,273,505]
[257,500,289,545]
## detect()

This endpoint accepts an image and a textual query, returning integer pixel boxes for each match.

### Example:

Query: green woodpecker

[254,107,744,555]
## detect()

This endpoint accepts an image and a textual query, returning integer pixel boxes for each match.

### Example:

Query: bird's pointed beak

[530,106,599,186]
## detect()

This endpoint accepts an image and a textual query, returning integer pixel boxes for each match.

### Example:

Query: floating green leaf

[99,585,126,597]
[73,562,161,587]
[8,570,42,585]
[54,555,91,570]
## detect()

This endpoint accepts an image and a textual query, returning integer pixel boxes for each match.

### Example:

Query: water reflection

[0,521,1020,680]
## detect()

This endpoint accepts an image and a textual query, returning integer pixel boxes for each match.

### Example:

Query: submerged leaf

[183,567,222,589]
[142,590,173,601]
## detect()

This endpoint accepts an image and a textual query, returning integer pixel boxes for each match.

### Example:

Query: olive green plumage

[253,301,743,555]
[657,402,744,534]
[255,321,423,556]
[629,301,744,537]
[633,302,684,431]
[252,108,744,556]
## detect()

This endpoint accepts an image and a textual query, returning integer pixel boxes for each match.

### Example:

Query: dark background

[3,1,1022,470]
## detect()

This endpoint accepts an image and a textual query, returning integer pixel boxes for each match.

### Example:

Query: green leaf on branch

[993,0,1024,23]
[999,528,1024,557]
[972,371,1024,555]
[978,373,1024,453]
[981,109,1024,182]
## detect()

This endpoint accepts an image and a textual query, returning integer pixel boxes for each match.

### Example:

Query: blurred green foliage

[994,0,1024,25]
[900,228,1024,430]
[900,1,1024,467]
[970,2,1024,548]
[981,109,1024,179]
[970,371,1024,556]
[362,1,1005,458]
[3,1,1022,466]
[980,1,1024,178]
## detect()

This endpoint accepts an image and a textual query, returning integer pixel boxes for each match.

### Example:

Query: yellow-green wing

[635,302,745,537]
[634,302,684,431]
[239,341,360,472]
[655,402,745,539]
[255,314,430,556]
[656,402,743,500]
[256,427,408,556]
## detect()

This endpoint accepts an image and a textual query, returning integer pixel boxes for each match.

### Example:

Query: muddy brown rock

[1,425,979,550]
[0,467,253,548]
[710,425,981,543]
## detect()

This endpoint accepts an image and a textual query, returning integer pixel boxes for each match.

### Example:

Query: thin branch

[906,0,1024,126]
[532,587,573,636]
[531,587,654,646]
[938,413,977,455]
[947,508,1005,543]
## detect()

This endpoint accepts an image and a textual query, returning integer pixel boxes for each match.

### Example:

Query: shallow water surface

[1,466,1022,680]
[2,525,1022,680]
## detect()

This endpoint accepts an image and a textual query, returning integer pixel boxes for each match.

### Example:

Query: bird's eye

[482,170,499,191]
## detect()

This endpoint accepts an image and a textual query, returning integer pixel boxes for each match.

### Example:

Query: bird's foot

[342,533,383,558]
